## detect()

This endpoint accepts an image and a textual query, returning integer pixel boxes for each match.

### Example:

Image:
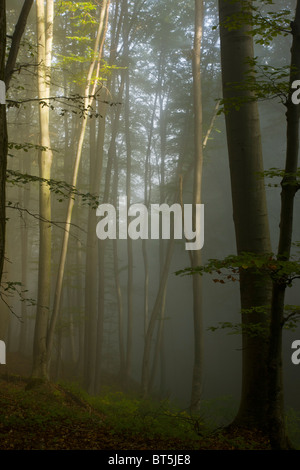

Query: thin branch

[6,204,86,235]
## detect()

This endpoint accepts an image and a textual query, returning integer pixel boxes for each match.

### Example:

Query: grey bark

[190,0,204,414]
[267,0,300,450]
[5,0,34,88]
[218,0,272,427]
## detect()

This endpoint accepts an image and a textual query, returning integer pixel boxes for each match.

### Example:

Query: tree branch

[5,0,34,88]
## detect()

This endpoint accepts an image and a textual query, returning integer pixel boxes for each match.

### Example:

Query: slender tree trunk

[112,152,125,375]
[0,0,7,286]
[141,238,174,397]
[149,287,167,393]
[218,0,272,428]
[142,90,158,338]
[190,0,204,414]
[83,116,98,393]
[32,0,54,379]
[267,0,300,450]
[18,152,30,354]
[122,0,134,386]
[94,96,109,394]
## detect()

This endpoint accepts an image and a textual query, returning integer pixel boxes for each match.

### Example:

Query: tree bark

[5,0,34,88]
[267,0,300,450]
[218,0,272,428]
[190,0,204,414]
[32,0,54,379]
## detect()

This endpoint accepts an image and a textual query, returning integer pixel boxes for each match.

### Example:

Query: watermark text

[0,80,5,104]
[0,340,6,364]
[96,197,204,251]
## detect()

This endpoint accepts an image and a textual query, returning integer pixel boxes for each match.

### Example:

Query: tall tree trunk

[267,1,300,450]
[0,0,7,286]
[190,0,204,414]
[93,96,109,394]
[32,0,54,379]
[18,150,30,354]
[112,154,125,376]
[83,116,99,393]
[218,0,272,428]
[122,0,134,386]
[142,89,158,338]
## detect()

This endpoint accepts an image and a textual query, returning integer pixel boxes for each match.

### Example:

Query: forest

[0,0,300,453]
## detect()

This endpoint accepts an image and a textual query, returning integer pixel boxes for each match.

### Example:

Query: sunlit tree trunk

[32,0,54,379]
[218,0,272,427]
[267,0,300,450]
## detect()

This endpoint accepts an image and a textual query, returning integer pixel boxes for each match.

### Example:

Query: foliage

[215,1,295,114]
[176,251,300,334]
[0,376,274,450]
[176,251,300,286]
[64,384,203,441]
[259,167,300,189]
[6,169,100,209]
[213,0,292,45]
[0,281,36,319]
[286,408,300,449]
[218,61,293,114]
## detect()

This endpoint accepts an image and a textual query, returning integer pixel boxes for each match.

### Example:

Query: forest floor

[0,353,273,451]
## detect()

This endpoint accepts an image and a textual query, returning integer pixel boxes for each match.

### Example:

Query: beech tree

[177,0,300,449]
[267,0,300,449]
[32,0,54,379]
[190,0,204,414]
[0,0,33,286]
[218,0,273,428]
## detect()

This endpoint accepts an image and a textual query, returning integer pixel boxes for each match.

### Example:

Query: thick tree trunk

[267,0,300,450]
[218,0,272,428]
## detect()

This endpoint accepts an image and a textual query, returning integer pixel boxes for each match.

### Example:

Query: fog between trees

[1,0,300,441]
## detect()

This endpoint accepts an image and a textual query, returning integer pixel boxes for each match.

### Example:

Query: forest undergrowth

[0,354,299,451]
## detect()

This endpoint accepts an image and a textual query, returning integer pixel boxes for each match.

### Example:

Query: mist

[1,0,300,452]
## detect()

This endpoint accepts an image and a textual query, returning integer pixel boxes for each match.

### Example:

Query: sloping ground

[0,374,271,451]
